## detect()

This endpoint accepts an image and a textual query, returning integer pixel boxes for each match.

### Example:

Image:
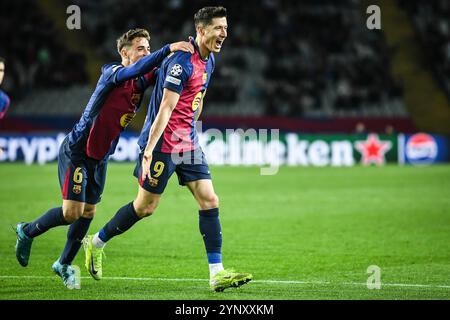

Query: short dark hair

[117,28,150,53]
[194,6,227,28]
[0,57,5,64]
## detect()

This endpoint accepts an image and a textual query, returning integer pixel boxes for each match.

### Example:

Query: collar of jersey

[192,38,209,62]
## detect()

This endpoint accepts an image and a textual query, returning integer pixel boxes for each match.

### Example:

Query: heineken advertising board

[199,132,398,167]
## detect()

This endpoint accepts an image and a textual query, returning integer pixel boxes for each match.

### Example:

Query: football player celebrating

[14,28,194,289]
[84,7,252,292]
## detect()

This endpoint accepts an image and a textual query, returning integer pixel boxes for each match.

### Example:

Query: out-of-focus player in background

[14,28,194,289]
[84,7,252,292]
[0,57,10,120]
[0,57,10,119]
[0,56,10,156]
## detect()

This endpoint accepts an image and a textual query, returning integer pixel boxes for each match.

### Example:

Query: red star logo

[355,133,392,165]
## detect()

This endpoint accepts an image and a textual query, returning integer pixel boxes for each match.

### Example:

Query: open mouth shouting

[214,38,225,50]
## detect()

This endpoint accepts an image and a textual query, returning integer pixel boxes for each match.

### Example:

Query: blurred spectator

[355,121,367,134]
[2,0,409,118]
[384,124,395,135]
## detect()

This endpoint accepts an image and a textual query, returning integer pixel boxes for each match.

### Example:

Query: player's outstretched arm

[115,41,194,83]
[141,88,180,180]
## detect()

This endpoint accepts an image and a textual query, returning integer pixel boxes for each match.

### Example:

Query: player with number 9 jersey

[135,38,214,193]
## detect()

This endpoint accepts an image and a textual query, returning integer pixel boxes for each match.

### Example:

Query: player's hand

[141,150,153,181]
[170,41,194,54]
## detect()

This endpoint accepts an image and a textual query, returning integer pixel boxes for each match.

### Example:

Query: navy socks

[59,216,92,265]
[23,207,69,238]
[98,202,141,242]
[199,208,222,264]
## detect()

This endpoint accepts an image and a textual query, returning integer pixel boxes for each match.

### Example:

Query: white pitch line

[1,275,450,289]
[342,282,450,289]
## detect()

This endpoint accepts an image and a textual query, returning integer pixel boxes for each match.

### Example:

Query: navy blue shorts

[133,149,211,194]
[58,138,108,204]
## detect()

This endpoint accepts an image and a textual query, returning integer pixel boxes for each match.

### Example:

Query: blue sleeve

[163,55,192,94]
[204,57,215,90]
[0,90,10,119]
[210,53,216,74]
[141,68,158,91]
[112,44,171,83]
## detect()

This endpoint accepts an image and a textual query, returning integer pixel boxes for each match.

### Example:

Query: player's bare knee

[82,207,96,219]
[200,193,219,210]
[63,208,83,223]
[135,201,159,218]
[135,206,154,218]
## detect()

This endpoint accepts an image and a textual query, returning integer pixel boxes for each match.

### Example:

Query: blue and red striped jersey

[138,40,215,153]
[67,45,170,161]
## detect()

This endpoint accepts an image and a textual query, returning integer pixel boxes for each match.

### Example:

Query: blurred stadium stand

[399,0,450,99]
[1,0,450,134]
[0,1,88,98]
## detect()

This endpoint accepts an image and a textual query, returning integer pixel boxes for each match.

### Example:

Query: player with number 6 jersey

[14,28,194,290]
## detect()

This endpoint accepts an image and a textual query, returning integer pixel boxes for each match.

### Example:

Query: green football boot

[83,235,104,280]
[210,269,253,292]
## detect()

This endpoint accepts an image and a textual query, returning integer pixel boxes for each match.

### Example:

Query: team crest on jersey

[131,93,141,105]
[120,113,136,128]
[170,64,183,77]
[192,92,203,111]
[73,185,82,195]
[149,177,159,187]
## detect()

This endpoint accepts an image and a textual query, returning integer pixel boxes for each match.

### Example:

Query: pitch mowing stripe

[1,275,450,289]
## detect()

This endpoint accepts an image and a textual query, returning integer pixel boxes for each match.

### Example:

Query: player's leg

[50,202,94,290]
[58,159,105,268]
[17,199,81,244]
[45,155,89,289]
[185,178,222,267]
[83,187,162,280]
[186,178,252,291]
[15,199,85,288]
[178,151,222,277]
[180,150,252,291]
[95,186,161,245]
[14,152,86,267]
[20,143,88,238]
[58,203,95,265]
[93,152,168,244]
[83,152,173,280]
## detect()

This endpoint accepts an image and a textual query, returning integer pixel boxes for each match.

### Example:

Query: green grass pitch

[0,163,449,300]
